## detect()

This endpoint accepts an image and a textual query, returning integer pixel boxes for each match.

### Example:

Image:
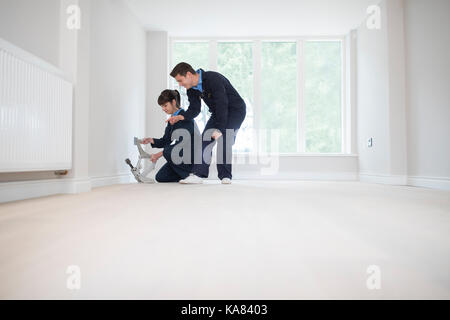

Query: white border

[408,176,450,191]
[0,178,91,204]
[2,171,448,204]
[359,172,408,186]
[90,173,135,189]
[359,173,450,191]
[0,174,135,204]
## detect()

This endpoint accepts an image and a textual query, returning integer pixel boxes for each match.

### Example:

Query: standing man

[168,62,246,184]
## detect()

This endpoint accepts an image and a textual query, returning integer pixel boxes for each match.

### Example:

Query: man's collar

[192,69,204,92]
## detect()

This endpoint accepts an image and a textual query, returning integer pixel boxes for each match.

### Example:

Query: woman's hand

[142,138,154,145]
[151,152,163,163]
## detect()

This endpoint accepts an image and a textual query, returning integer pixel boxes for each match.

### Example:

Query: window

[170,38,345,154]
[304,41,342,153]
[261,42,298,153]
[217,42,254,153]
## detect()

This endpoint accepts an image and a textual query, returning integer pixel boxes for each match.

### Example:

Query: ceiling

[123,0,377,37]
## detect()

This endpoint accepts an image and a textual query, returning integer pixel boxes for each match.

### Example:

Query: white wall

[146,32,169,137]
[0,0,61,66]
[69,0,91,187]
[356,0,391,176]
[404,0,450,181]
[386,0,407,177]
[145,31,169,173]
[0,0,147,201]
[356,0,408,184]
[356,0,449,190]
[88,0,146,180]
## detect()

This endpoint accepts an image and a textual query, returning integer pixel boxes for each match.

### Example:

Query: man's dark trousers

[193,112,246,180]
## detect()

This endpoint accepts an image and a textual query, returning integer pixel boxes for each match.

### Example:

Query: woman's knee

[155,169,180,183]
[155,171,168,183]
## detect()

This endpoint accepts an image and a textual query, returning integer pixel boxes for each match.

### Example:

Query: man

[169,62,246,184]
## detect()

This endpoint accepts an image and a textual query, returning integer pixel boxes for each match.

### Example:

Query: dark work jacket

[151,110,198,165]
[184,69,246,134]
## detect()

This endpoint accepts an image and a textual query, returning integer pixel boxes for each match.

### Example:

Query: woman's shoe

[180,174,204,184]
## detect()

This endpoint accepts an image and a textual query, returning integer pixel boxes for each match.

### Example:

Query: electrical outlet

[368,138,373,148]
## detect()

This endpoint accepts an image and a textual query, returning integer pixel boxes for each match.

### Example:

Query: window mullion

[342,38,348,154]
[209,40,218,71]
[297,39,306,153]
[253,40,262,154]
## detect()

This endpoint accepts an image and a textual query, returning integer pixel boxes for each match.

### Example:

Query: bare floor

[0,181,449,299]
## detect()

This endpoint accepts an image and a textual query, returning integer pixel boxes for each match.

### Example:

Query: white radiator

[0,39,73,173]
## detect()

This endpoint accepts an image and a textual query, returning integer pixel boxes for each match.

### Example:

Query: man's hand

[141,138,154,145]
[212,130,223,140]
[166,115,185,125]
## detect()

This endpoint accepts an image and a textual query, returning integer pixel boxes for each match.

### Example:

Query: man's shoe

[180,174,204,184]
[221,178,232,185]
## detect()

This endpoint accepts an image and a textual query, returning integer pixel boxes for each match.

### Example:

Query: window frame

[169,36,348,155]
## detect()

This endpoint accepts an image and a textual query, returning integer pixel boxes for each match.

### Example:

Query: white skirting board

[359,172,408,186]
[360,172,450,191]
[0,178,92,204]
[407,176,450,191]
[90,173,137,189]
[0,174,135,204]
[232,171,359,181]
[1,172,448,204]
[0,171,357,204]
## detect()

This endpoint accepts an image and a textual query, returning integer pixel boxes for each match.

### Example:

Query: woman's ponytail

[172,90,181,108]
[157,89,181,108]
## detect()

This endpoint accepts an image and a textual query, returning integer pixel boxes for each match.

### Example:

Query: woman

[142,90,197,183]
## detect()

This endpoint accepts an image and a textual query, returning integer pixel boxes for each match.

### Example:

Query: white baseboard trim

[2,172,446,204]
[232,171,359,181]
[66,177,92,194]
[359,173,408,186]
[90,173,135,189]
[408,176,450,191]
[0,177,92,204]
[360,173,450,191]
[0,173,135,204]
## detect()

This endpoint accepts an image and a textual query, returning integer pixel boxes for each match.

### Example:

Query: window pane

[172,42,210,132]
[261,42,298,153]
[304,41,342,153]
[172,42,209,72]
[218,42,254,153]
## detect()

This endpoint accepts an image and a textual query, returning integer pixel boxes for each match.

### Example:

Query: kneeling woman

[142,90,197,183]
